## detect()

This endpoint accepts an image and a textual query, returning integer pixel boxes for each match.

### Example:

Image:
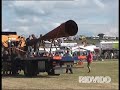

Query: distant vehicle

[99,41,119,50]
[92,36,99,39]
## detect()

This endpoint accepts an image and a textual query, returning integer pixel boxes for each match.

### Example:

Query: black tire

[24,66,30,77]
[48,72,60,76]
[47,60,60,76]
[47,69,60,76]
[24,61,37,77]
[47,69,54,75]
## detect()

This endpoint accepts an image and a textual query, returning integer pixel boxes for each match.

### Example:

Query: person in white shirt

[111,52,114,59]
[8,37,11,47]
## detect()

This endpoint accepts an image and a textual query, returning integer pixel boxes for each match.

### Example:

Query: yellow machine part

[2,35,26,48]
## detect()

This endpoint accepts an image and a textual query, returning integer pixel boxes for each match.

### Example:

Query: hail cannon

[27,20,78,46]
[2,20,79,77]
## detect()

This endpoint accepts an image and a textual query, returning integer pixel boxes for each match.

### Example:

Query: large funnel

[27,20,78,46]
[40,20,78,40]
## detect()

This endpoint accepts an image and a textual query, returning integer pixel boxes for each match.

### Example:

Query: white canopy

[84,45,96,51]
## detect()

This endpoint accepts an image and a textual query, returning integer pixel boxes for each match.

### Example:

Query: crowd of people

[25,34,64,57]
[102,51,119,59]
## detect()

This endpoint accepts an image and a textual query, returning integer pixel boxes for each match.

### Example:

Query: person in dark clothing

[64,50,73,74]
[66,64,73,74]
[2,51,9,75]
[26,35,34,57]
[10,51,19,75]
[31,34,37,52]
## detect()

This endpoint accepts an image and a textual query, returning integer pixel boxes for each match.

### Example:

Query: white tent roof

[71,45,86,52]
[84,45,99,51]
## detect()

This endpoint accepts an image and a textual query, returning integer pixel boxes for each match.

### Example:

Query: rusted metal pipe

[27,20,78,46]
[40,20,78,40]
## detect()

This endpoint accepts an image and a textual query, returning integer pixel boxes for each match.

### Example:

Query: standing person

[2,51,9,75]
[31,34,37,52]
[35,41,40,56]
[8,37,11,47]
[26,35,34,57]
[87,51,93,73]
[111,52,114,59]
[104,51,108,59]
[64,49,73,74]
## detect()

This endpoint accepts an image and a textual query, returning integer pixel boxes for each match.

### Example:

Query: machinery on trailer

[2,32,26,52]
[2,20,78,76]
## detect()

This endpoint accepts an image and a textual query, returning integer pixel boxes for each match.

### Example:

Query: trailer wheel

[47,69,60,76]
[11,60,19,75]
[24,61,37,77]
[24,66,30,77]
[47,69,54,75]
[47,61,60,76]
[24,67,37,77]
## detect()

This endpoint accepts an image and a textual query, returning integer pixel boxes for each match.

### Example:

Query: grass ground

[2,59,119,90]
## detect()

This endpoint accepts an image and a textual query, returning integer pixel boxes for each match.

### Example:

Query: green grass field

[2,59,119,89]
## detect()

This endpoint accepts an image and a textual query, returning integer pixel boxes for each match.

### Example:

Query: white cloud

[2,28,10,31]
[16,18,29,23]
[12,1,35,7]
[79,19,109,24]
[52,22,61,27]
[104,27,118,37]
[19,26,29,30]
[18,26,30,35]
[2,0,118,37]
[78,24,118,37]
[32,16,42,23]
[93,0,105,8]
[11,1,56,16]
[73,0,89,6]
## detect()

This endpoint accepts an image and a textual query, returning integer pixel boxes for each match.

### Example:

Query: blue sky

[2,0,118,37]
